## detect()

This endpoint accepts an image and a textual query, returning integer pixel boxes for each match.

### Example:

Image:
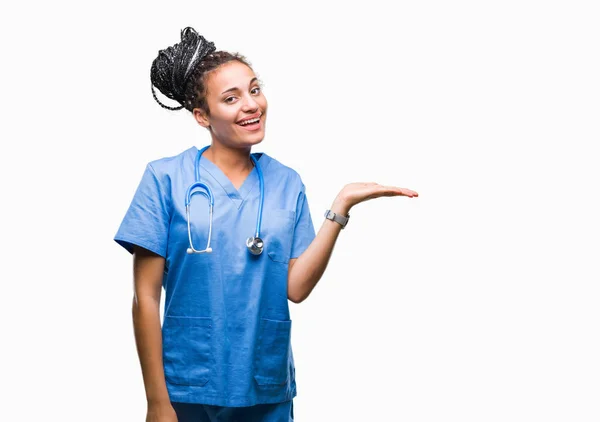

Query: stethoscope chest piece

[246,236,264,255]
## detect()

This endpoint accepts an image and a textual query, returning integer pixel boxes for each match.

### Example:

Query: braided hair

[150,27,252,115]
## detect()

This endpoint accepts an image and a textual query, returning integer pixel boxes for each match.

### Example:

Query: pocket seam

[267,250,290,264]
[270,208,296,221]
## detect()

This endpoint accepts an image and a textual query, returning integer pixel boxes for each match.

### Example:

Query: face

[193,61,268,149]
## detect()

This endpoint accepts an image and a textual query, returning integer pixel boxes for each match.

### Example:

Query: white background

[1,0,599,420]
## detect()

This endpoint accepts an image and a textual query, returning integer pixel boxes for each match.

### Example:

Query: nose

[241,93,259,111]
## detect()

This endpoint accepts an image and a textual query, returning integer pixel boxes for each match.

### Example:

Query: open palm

[340,182,418,208]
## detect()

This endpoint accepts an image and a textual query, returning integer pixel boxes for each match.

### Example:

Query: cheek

[214,119,237,134]
[260,96,268,111]
[211,106,238,126]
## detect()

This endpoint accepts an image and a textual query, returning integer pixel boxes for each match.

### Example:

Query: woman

[115,27,418,422]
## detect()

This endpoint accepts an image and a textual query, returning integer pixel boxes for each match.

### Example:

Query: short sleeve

[290,184,316,259]
[114,164,170,257]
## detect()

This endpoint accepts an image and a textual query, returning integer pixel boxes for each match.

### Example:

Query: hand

[333,183,418,214]
[146,402,178,422]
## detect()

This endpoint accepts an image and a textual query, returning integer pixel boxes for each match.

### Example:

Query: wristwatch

[324,209,350,229]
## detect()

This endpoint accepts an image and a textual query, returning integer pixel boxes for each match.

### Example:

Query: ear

[193,108,210,128]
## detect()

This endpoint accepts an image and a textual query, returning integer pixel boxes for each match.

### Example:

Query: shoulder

[128,147,194,197]
[260,152,306,189]
[147,147,194,175]
[140,147,195,189]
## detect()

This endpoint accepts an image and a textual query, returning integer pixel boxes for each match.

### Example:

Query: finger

[384,186,419,197]
[403,188,419,197]
[367,186,403,198]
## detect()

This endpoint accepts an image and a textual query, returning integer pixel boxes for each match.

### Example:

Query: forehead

[206,61,256,93]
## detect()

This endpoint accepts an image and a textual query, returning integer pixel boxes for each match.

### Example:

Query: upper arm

[288,257,298,273]
[133,245,165,303]
[290,183,316,259]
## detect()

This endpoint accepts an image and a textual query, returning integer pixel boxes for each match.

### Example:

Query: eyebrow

[221,77,259,95]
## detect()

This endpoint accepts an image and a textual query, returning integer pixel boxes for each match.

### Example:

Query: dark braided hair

[150,27,252,115]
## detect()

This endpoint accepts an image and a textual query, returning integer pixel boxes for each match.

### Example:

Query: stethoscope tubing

[186,145,264,255]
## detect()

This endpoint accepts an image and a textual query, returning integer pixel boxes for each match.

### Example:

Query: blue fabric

[171,399,293,421]
[115,146,316,406]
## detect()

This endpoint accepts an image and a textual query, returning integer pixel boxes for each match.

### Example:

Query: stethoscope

[185,145,265,256]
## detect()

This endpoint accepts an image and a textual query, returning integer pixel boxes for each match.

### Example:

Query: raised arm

[287,183,418,303]
[132,246,177,421]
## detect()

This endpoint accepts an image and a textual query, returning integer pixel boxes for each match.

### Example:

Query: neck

[204,142,254,174]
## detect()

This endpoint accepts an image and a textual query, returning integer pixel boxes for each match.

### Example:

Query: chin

[249,137,265,146]
[234,137,264,149]
[248,130,266,142]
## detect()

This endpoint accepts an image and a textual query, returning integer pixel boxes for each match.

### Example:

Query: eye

[224,96,237,104]
[251,86,261,95]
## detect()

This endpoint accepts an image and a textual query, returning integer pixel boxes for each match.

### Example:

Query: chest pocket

[264,209,295,264]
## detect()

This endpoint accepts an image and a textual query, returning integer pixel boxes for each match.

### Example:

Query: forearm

[287,197,351,303]
[132,296,170,405]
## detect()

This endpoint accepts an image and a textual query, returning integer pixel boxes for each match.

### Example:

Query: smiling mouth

[236,114,264,130]
[237,113,263,126]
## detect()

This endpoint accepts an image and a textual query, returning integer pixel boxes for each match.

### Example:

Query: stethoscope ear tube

[186,200,214,254]
[185,182,214,207]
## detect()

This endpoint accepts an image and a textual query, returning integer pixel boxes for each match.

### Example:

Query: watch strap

[324,209,350,229]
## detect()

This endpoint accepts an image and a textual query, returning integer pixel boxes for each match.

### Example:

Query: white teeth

[239,116,261,125]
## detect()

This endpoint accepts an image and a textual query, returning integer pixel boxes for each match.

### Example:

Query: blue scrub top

[114,146,316,407]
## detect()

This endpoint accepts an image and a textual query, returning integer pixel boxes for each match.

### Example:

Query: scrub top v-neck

[114,146,317,407]
[197,145,259,209]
